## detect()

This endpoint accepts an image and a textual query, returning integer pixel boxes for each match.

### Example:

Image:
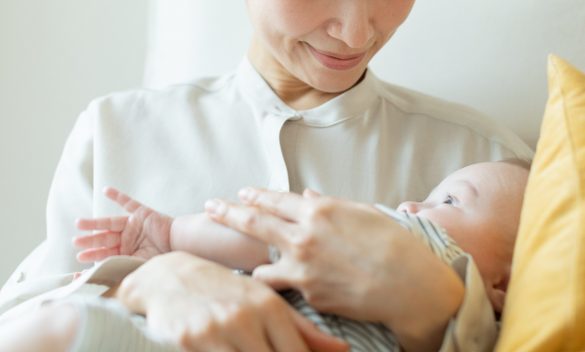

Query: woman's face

[246,0,415,93]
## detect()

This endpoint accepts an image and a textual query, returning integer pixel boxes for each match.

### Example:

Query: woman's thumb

[252,264,291,290]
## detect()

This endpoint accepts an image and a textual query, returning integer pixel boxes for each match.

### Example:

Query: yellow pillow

[497,55,585,351]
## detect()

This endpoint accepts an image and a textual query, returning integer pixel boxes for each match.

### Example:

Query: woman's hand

[74,187,173,261]
[205,189,465,352]
[116,251,348,352]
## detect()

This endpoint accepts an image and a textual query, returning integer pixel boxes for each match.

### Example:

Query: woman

[0,0,532,351]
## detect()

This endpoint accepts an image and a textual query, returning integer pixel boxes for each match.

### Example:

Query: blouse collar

[236,57,380,127]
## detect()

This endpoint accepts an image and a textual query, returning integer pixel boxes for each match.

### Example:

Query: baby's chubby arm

[74,187,269,271]
[170,213,269,271]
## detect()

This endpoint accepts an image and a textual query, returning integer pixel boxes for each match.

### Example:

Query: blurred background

[0,0,147,284]
[1,0,583,285]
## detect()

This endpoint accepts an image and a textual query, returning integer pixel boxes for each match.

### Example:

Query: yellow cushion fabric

[496,55,585,351]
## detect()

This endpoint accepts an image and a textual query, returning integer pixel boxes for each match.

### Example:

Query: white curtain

[145,0,585,146]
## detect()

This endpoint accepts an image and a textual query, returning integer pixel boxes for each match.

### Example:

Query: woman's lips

[307,45,366,71]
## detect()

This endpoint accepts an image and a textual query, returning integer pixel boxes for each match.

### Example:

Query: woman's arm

[116,251,349,352]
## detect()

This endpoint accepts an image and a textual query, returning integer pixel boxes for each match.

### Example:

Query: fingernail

[238,187,257,203]
[205,199,227,216]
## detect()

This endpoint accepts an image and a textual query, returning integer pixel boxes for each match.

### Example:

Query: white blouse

[1,58,532,350]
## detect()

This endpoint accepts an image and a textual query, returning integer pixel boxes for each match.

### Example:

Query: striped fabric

[279,205,466,352]
[66,206,465,352]
[378,205,466,264]
[67,296,178,352]
[283,290,400,351]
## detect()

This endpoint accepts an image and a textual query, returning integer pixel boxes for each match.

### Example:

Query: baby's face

[397,161,529,312]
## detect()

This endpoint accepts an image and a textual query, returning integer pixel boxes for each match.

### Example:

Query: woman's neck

[247,38,340,111]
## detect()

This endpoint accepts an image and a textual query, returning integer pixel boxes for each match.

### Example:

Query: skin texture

[74,162,526,351]
[205,189,465,352]
[74,195,348,352]
[74,188,270,271]
[246,0,415,109]
[75,187,173,262]
[117,252,349,352]
[74,186,464,351]
[397,162,530,313]
[71,1,476,351]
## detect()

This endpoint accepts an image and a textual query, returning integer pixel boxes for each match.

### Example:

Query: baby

[72,159,530,351]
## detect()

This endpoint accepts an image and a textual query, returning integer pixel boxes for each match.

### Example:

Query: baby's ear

[487,276,509,313]
[488,286,507,313]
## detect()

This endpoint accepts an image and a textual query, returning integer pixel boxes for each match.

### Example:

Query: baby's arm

[170,213,269,271]
[74,188,269,271]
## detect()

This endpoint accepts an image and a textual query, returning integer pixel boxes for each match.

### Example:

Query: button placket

[261,112,300,193]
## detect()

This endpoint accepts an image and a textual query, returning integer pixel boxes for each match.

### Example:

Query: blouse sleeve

[1,105,95,299]
[439,255,498,352]
[0,256,144,322]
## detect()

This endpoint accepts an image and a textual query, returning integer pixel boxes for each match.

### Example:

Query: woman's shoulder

[375,79,491,126]
[85,72,239,114]
[372,77,533,158]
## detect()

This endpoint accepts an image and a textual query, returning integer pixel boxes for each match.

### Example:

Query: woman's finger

[205,199,295,247]
[291,309,349,352]
[103,187,146,213]
[238,188,306,221]
[183,337,237,352]
[76,216,128,232]
[73,231,121,249]
[76,247,120,262]
[263,304,310,352]
[252,262,296,291]
[213,306,273,352]
[185,339,237,352]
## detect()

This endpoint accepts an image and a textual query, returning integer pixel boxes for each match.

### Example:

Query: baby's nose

[397,201,420,214]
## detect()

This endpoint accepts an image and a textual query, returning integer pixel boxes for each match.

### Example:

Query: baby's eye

[443,195,455,205]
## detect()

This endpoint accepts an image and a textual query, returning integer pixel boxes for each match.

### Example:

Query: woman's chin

[305,69,367,94]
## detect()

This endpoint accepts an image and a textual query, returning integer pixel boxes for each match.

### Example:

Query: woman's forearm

[204,191,470,351]
[170,213,270,271]
[115,252,349,352]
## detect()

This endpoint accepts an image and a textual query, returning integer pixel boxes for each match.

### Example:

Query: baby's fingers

[76,247,120,263]
[76,216,128,232]
[103,187,147,213]
[73,231,122,249]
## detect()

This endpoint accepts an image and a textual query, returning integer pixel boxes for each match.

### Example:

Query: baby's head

[397,160,530,313]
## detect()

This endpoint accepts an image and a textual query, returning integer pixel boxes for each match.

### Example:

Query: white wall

[0,1,148,284]
[371,0,585,147]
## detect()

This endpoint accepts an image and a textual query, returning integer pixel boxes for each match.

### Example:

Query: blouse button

[15,271,26,283]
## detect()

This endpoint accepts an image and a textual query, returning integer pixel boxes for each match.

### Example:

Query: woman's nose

[397,201,421,214]
[327,2,374,49]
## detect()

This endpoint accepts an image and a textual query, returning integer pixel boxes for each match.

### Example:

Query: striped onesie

[280,205,466,351]
[65,206,466,352]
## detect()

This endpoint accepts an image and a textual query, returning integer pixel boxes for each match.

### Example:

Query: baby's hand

[73,187,174,262]
[72,270,87,281]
